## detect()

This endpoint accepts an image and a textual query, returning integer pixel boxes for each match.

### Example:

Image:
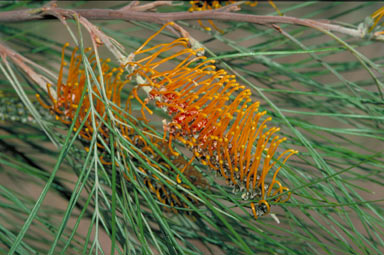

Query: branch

[0,43,55,95]
[120,1,176,12]
[0,5,383,41]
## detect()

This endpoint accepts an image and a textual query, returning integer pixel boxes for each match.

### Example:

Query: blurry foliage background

[1,1,384,254]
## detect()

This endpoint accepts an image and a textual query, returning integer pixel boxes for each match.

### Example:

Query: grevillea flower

[37,22,296,219]
[36,43,206,214]
[189,0,282,32]
[127,22,297,219]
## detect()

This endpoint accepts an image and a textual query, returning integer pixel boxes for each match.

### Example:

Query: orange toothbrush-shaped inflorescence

[126,22,297,219]
[37,21,296,219]
[36,43,207,215]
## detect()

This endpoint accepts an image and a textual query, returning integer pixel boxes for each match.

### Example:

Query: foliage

[0,1,383,254]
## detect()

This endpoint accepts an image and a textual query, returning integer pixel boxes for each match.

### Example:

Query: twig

[123,1,176,12]
[0,5,383,41]
[0,43,55,96]
[37,7,128,64]
[120,1,140,11]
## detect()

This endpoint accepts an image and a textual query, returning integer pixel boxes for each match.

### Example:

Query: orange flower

[37,21,296,219]
[36,43,206,214]
[127,22,297,219]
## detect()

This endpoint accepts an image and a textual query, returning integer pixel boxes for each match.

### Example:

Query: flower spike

[36,44,207,215]
[128,22,297,219]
